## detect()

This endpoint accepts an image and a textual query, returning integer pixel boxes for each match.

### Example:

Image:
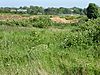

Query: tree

[86,3,99,19]
[44,8,58,15]
[28,6,44,15]
[72,7,84,15]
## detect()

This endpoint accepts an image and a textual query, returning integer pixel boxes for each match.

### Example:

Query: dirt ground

[0,14,27,20]
[0,14,78,23]
[50,16,78,23]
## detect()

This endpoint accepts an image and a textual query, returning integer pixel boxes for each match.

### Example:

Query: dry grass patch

[50,16,78,23]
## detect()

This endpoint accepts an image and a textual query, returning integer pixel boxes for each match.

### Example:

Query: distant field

[0,14,100,75]
[0,13,79,23]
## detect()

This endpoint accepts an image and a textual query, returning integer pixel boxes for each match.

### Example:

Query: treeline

[0,6,85,15]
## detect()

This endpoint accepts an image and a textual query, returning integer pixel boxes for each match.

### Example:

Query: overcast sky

[0,0,100,8]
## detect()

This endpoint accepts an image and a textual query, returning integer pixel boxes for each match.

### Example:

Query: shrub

[86,3,99,19]
[65,16,77,20]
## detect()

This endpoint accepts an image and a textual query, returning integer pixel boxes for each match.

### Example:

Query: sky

[0,0,100,8]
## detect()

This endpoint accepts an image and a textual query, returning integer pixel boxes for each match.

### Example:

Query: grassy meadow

[0,14,100,75]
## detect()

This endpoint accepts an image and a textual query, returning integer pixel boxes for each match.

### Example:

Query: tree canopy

[86,3,99,19]
[0,6,84,15]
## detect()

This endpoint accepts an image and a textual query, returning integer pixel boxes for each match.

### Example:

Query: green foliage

[64,16,77,20]
[79,18,100,43]
[0,15,100,75]
[0,17,54,28]
[0,6,84,15]
[86,3,99,19]
[0,16,76,28]
[72,7,84,15]
[78,16,88,23]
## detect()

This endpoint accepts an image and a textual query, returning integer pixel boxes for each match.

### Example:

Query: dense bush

[86,3,99,19]
[60,18,100,59]
[64,16,77,20]
[79,18,100,42]
[0,17,54,28]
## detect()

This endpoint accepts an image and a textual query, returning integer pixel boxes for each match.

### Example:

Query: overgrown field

[0,14,100,75]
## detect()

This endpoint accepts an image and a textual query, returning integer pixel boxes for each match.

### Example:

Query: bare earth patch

[0,14,27,20]
[50,16,78,23]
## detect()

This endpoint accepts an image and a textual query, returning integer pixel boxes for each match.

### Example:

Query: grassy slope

[0,25,100,75]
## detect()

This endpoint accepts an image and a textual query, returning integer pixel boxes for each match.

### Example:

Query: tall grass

[0,16,100,75]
